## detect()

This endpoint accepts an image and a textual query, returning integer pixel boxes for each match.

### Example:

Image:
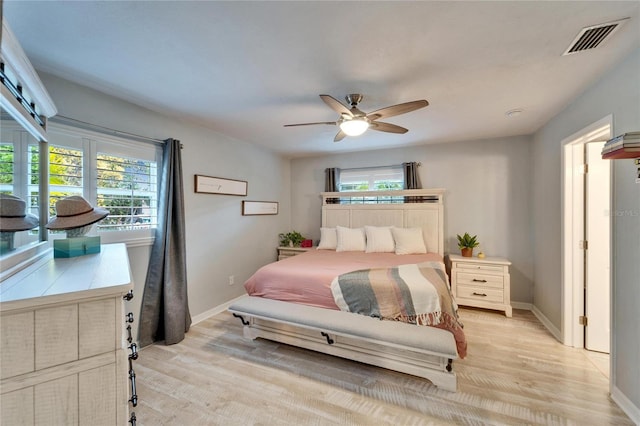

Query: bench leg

[243,325,258,340]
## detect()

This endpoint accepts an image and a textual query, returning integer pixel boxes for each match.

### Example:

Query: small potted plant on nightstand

[457,232,480,257]
[279,231,305,247]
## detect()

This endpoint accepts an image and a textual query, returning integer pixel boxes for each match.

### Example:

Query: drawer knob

[125,312,134,323]
[472,279,487,283]
[472,292,488,297]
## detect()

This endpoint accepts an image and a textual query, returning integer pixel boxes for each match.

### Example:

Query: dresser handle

[129,412,136,426]
[123,290,134,301]
[472,279,487,283]
[472,292,488,297]
[128,343,138,360]
[128,367,138,407]
[125,312,134,323]
[126,324,133,343]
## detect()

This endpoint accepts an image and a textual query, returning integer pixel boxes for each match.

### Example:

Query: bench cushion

[228,296,458,358]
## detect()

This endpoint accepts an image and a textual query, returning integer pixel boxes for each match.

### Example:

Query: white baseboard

[611,385,640,425]
[531,304,562,342]
[191,295,246,325]
[511,301,532,311]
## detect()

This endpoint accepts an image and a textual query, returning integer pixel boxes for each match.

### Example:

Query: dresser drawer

[456,272,504,289]
[456,262,504,274]
[457,285,504,303]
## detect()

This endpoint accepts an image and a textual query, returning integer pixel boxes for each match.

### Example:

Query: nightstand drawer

[456,263,504,274]
[456,272,504,289]
[457,285,504,303]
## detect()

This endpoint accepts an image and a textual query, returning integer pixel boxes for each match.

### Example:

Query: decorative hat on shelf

[46,196,108,232]
[0,194,39,232]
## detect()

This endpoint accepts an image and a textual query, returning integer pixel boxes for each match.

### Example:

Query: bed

[228,189,465,392]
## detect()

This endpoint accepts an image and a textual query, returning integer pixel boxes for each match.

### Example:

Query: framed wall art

[195,174,247,196]
[242,201,279,216]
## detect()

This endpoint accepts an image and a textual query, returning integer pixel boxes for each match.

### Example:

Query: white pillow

[391,227,427,255]
[365,226,395,253]
[336,226,366,252]
[317,227,337,250]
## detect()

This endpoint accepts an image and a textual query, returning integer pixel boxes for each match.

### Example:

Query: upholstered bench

[228,296,459,392]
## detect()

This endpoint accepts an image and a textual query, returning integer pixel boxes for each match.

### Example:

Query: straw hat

[46,196,108,230]
[0,194,40,232]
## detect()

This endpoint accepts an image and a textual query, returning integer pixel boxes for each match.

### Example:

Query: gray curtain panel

[403,162,422,202]
[325,167,340,204]
[138,138,191,347]
[403,162,421,189]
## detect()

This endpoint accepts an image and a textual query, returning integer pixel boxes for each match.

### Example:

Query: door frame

[561,115,612,349]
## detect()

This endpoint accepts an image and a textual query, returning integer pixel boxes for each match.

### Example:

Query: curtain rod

[50,115,167,147]
[340,162,421,171]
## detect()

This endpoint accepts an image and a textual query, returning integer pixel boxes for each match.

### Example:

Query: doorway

[561,116,612,353]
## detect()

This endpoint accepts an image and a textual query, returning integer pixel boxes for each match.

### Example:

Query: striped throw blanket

[330,261,467,358]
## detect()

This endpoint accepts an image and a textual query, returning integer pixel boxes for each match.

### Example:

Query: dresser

[449,254,512,317]
[0,243,135,425]
[277,246,313,260]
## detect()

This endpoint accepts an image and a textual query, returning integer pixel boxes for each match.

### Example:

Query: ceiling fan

[284,94,429,142]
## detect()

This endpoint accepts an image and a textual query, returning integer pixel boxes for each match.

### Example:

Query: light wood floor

[134,308,632,425]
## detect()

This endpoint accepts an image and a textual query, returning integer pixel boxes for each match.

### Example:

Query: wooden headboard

[321,189,445,256]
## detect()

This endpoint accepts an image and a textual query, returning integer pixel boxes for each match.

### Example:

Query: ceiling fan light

[339,119,369,136]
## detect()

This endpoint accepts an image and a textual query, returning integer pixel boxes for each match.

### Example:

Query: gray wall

[531,48,639,410]
[290,136,534,304]
[41,73,291,322]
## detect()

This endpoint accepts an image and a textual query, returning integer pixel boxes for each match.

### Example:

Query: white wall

[40,72,291,323]
[531,48,639,416]
[290,136,534,304]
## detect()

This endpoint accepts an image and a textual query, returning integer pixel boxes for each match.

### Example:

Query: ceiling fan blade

[284,121,336,127]
[370,122,408,134]
[334,130,347,142]
[366,100,428,120]
[320,94,353,117]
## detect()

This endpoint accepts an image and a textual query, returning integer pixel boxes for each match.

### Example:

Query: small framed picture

[195,175,247,196]
[242,201,278,216]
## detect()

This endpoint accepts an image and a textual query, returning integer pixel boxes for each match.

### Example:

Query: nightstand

[277,246,313,260]
[449,254,512,317]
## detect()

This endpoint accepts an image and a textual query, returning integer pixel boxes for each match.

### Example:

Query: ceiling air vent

[563,18,629,56]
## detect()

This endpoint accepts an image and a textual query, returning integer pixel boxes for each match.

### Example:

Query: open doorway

[562,116,612,355]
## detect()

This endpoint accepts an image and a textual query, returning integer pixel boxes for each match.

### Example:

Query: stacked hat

[0,194,39,232]
[46,196,108,230]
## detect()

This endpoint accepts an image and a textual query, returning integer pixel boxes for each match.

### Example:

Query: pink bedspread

[244,250,444,310]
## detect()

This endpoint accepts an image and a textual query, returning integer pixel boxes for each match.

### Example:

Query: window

[96,153,157,231]
[46,123,161,242]
[0,123,41,246]
[338,166,404,192]
[0,143,15,193]
[49,144,83,214]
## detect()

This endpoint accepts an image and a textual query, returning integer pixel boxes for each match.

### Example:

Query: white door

[584,141,610,353]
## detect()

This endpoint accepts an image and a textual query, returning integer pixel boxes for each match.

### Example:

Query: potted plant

[279,231,305,247]
[457,232,480,257]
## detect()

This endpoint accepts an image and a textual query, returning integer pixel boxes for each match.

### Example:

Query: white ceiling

[4,1,639,157]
